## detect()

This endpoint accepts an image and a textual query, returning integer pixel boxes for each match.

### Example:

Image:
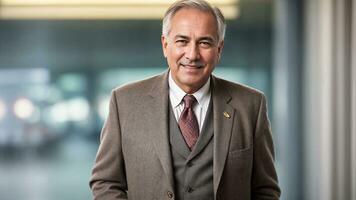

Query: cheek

[167,45,183,56]
[173,47,185,59]
[167,48,182,69]
[202,50,219,64]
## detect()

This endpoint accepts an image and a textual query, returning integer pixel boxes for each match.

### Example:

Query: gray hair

[162,0,226,42]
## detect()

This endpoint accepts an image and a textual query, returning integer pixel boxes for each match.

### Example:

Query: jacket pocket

[228,146,253,160]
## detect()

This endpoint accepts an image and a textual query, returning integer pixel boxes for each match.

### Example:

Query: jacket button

[167,191,174,198]
[187,162,193,167]
[186,187,194,193]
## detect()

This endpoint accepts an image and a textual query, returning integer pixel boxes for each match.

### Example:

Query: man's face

[162,8,224,93]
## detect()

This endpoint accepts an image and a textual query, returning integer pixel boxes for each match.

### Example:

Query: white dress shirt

[168,72,211,133]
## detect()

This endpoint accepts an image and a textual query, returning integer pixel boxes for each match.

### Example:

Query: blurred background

[0,0,355,200]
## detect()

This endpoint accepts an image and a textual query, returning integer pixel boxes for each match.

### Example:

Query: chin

[183,79,205,89]
[180,77,201,84]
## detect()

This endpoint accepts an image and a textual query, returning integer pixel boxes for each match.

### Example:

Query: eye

[199,41,212,48]
[175,39,188,45]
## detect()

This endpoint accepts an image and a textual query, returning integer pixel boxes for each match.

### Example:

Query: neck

[179,84,202,94]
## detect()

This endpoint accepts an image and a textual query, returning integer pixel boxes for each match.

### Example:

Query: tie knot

[183,95,197,109]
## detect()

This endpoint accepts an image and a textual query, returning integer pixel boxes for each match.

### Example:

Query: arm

[90,91,128,200]
[251,94,281,200]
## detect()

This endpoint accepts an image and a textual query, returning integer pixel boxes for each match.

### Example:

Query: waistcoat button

[167,191,174,198]
[186,187,194,193]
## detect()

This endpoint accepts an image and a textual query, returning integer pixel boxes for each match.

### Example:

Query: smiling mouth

[181,64,203,69]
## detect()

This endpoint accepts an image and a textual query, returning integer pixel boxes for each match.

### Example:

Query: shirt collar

[168,71,211,108]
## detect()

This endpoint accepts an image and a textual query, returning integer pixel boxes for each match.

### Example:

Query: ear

[217,40,224,60]
[161,35,168,58]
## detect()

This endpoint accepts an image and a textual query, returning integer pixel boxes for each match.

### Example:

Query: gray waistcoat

[169,100,214,200]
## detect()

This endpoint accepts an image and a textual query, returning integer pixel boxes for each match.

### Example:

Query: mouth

[180,64,204,69]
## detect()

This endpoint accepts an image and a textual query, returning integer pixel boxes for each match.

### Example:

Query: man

[90,0,281,199]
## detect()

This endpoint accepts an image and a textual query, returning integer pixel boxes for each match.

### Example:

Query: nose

[185,43,200,61]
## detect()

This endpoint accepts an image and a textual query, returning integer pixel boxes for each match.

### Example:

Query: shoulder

[112,72,165,99]
[213,75,265,102]
[106,71,167,110]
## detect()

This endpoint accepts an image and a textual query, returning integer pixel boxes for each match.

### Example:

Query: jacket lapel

[146,71,175,190]
[211,76,235,196]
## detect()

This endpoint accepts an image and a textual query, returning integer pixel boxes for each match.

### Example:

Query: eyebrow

[199,37,215,43]
[174,34,190,40]
[173,34,216,43]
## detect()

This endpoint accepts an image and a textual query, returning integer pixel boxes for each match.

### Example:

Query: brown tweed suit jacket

[90,71,281,200]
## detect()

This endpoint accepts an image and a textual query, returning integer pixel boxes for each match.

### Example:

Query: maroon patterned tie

[178,95,199,150]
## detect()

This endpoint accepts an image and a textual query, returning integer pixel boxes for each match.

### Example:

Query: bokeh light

[98,96,110,121]
[0,99,6,121]
[13,98,34,120]
[47,97,90,124]
[67,97,90,122]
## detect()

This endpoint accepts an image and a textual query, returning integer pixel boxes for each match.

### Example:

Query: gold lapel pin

[223,111,230,119]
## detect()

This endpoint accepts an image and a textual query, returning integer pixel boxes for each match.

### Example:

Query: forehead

[169,8,218,38]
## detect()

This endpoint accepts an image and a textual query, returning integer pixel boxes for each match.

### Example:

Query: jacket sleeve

[251,94,281,200]
[90,91,128,200]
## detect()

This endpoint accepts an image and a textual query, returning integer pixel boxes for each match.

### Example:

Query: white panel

[351,0,356,198]
[303,0,333,199]
[334,0,350,199]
